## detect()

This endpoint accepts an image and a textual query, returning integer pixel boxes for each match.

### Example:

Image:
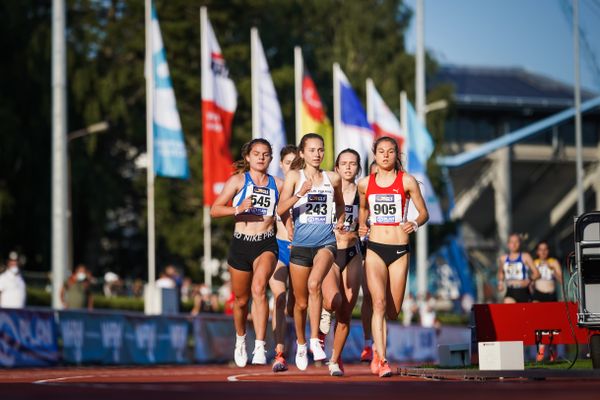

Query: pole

[51,0,68,310]
[294,46,302,145]
[415,0,428,300]
[573,0,584,215]
[251,28,259,140]
[333,63,341,156]
[200,7,212,289]
[145,0,156,286]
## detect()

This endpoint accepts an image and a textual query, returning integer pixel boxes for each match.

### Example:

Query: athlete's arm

[275,176,291,227]
[210,174,250,218]
[329,171,346,232]
[524,252,540,281]
[357,176,369,238]
[402,174,429,233]
[497,256,505,292]
[277,170,305,217]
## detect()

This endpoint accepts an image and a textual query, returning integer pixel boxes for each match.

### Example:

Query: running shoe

[378,359,392,378]
[370,349,380,374]
[295,342,308,371]
[320,309,332,335]
[252,341,267,365]
[549,349,557,362]
[234,336,248,368]
[360,345,373,362]
[328,361,344,377]
[310,337,327,361]
[272,352,288,372]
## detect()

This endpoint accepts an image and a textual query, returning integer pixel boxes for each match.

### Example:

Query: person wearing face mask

[61,264,94,310]
[0,251,26,308]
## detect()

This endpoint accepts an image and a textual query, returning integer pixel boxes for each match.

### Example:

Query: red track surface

[1,364,599,400]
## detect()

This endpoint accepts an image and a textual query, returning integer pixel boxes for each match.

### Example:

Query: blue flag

[151,4,189,179]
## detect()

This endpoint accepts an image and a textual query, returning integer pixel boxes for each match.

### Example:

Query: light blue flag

[405,100,443,224]
[151,4,189,179]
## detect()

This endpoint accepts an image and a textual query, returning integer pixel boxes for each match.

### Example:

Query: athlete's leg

[251,251,277,341]
[308,248,335,339]
[385,253,410,320]
[330,253,362,363]
[361,265,373,342]
[321,264,341,313]
[269,261,288,354]
[290,263,311,345]
[365,249,389,361]
[229,265,252,336]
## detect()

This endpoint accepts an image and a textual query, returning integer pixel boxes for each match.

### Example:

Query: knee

[372,297,386,315]
[235,296,249,309]
[307,279,321,295]
[295,300,308,312]
[330,295,342,313]
[251,281,267,299]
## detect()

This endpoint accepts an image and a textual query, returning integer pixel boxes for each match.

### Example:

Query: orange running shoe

[361,345,373,362]
[378,359,392,378]
[272,352,288,372]
[536,347,545,362]
[370,349,380,374]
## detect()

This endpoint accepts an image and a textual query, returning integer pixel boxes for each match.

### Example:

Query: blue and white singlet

[291,170,336,247]
[503,253,527,281]
[232,172,279,217]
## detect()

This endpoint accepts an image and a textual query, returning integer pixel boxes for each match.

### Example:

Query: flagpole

[573,0,584,215]
[145,0,156,290]
[294,47,302,144]
[415,0,428,301]
[400,91,408,170]
[200,6,212,289]
[51,0,68,309]
[333,63,341,156]
[366,78,374,171]
[251,27,260,140]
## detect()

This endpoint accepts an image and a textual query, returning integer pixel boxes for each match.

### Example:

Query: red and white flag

[201,8,237,206]
[366,79,406,155]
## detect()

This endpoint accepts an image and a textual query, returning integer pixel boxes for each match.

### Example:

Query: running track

[1,364,599,400]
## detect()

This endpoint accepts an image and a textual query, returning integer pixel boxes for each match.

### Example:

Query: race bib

[369,193,403,224]
[246,186,276,216]
[504,261,524,280]
[299,193,333,224]
[333,204,358,231]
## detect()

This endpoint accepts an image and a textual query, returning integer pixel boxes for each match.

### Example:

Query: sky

[404,0,600,93]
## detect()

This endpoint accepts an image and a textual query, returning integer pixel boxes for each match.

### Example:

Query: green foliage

[1,0,452,282]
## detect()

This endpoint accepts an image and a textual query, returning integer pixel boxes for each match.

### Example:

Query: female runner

[357,136,429,378]
[320,149,364,376]
[211,138,282,367]
[497,233,539,304]
[270,144,297,372]
[277,133,345,371]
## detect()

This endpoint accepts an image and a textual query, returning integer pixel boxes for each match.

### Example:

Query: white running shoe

[295,342,308,371]
[310,337,327,361]
[319,309,332,335]
[234,335,248,368]
[328,361,344,377]
[251,340,267,365]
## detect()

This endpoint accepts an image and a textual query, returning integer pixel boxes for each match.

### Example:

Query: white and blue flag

[334,66,374,176]
[251,29,286,177]
[151,4,189,179]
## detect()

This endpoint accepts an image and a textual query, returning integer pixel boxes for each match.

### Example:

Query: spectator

[155,270,175,289]
[61,264,93,310]
[0,251,26,309]
[191,284,217,315]
[103,271,120,297]
[181,277,193,303]
[401,293,417,326]
[418,293,437,328]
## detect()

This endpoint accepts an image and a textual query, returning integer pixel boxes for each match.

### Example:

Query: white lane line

[34,375,95,384]
[227,372,268,382]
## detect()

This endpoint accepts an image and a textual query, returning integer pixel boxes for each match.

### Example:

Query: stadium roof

[433,65,598,109]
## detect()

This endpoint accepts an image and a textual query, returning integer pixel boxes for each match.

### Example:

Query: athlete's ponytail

[233,138,273,174]
[372,136,404,172]
[290,133,324,170]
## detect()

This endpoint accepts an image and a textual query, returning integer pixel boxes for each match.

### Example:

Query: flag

[405,99,443,224]
[366,79,406,155]
[295,48,334,170]
[334,64,374,175]
[251,28,286,177]
[201,9,237,205]
[151,4,189,179]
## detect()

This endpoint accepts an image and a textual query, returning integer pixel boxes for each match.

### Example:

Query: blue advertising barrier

[0,308,59,367]
[58,310,190,365]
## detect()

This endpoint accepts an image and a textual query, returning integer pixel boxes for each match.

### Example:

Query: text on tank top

[366,171,409,226]
[333,189,360,232]
[534,258,556,282]
[232,172,279,217]
[503,253,527,281]
[293,170,334,224]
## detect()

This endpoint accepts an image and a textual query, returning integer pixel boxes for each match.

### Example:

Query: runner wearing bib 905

[357,136,429,378]
[277,133,345,372]
[320,148,364,377]
[211,139,284,369]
